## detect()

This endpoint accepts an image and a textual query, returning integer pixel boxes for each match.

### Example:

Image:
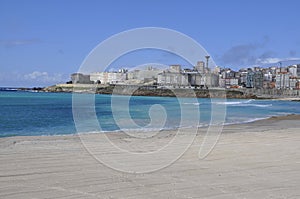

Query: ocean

[1,90,300,137]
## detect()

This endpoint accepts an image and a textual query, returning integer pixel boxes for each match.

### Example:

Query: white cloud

[256,57,300,65]
[23,71,66,83]
[0,71,68,87]
[256,57,282,64]
[24,71,47,80]
[284,57,300,61]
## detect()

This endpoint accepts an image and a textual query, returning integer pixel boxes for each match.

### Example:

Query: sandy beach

[1,115,300,199]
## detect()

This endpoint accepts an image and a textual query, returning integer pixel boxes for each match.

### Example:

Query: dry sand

[0,115,300,199]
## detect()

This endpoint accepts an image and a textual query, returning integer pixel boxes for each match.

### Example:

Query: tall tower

[205,55,210,69]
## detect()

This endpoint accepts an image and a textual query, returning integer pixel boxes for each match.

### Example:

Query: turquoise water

[1,91,300,137]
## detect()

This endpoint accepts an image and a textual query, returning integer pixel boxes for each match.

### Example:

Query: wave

[224,117,271,126]
[76,126,181,135]
[214,99,254,105]
[76,116,271,135]
[183,102,201,106]
[235,104,272,108]
[214,99,272,108]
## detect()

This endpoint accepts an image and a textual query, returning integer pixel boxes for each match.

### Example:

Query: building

[127,70,139,80]
[289,77,298,89]
[263,72,273,81]
[185,71,202,86]
[277,67,288,73]
[246,71,263,88]
[108,72,127,84]
[169,65,181,73]
[71,73,93,84]
[246,71,254,88]
[194,61,205,74]
[157,64,219,88]
[204,73,219,87]
[263,81,275,89]
[158,65,187,87]
[219,78,238,88]
[275,73,290,89]
[213,66,221,74]
[90,72,105,83]
[127,66,163,83]
[295,81,300,90]
[157,71,189,87]
[220,68,236,79]
[297,64,300,77]
[90,71,127,84]
[288,65,298,77]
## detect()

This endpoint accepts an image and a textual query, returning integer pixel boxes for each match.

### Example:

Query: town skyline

[71,59,300,91]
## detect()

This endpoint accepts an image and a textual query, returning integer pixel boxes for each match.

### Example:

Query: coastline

[1,114,300,198]
[1,114,299,140]
[43,84,258,99]
[1,114,298,139]
[272,97,300,101]
[4,84,300,100]
[48,84,300,100]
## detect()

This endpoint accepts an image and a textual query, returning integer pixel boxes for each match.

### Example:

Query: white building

[213,66,221,74]
[263,72,273,81]
[289,77,298,89]
[157,71,189,87]
[194,61,205,73]
[90,72,105,83]
[169,65,181,73]
[276,73,291,89]
[205,73,219,87]
[219,78,239,88]
[157,66,219,88]
[90,72,127,84]
[127,67,163,83]
[288,65,298,77]
[71,73,92,84]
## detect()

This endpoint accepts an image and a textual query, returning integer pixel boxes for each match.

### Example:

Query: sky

[0,0,300,87]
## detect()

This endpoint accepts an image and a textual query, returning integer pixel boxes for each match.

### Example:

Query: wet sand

[0,115,300,198]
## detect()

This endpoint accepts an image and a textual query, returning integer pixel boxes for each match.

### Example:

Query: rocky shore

[43,84,258,99]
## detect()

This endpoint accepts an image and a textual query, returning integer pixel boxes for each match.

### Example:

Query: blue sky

[1,0,300,87]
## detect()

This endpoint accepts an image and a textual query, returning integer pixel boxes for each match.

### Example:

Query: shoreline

[3,86,300,100]
[1,114,299,141]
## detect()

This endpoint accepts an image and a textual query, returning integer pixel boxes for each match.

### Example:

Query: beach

[0,115,300,199]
